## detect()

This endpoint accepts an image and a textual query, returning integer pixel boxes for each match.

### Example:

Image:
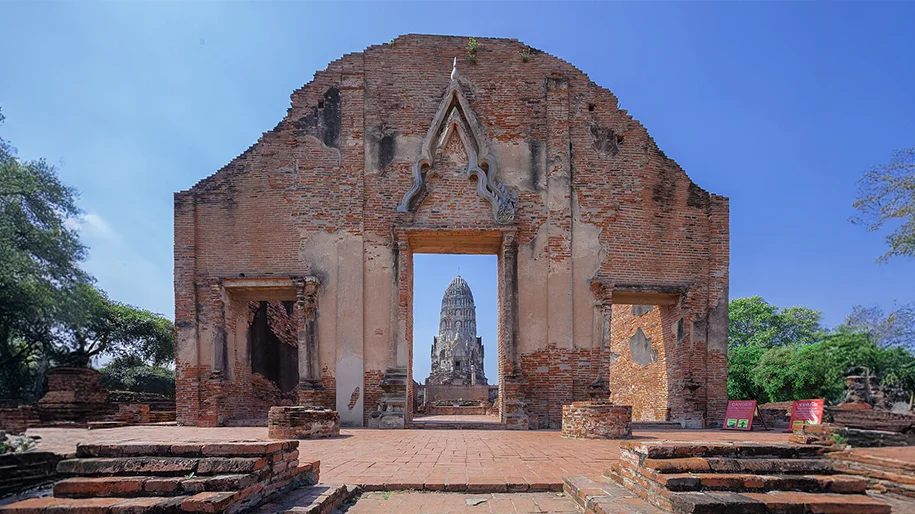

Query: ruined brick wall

[175,34,728,428]
[608,305,670,422]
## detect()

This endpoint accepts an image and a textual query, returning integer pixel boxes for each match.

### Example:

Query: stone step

[54,473,260,498]
[0,495,191,514]
[668,491,892,514]
[609,470,867,494]
[631,421,685,430]
[562,475,668,514]
[405,421,505,430]
[638,457,836,475]
[620,441,828,460]
[57,456,270,477]
[75,441,294,458]
[0,462,57,478]
[251,484,357,514]
[607,465,891,513]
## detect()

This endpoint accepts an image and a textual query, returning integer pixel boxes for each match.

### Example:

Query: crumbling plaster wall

[175,34,728,428]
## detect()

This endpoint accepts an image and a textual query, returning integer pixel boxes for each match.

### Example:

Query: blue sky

[2,2,913,382]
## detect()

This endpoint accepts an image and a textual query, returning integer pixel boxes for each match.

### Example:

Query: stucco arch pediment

[397,59,518,225]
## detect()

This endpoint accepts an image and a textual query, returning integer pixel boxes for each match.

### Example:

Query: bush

[747,331,915,403]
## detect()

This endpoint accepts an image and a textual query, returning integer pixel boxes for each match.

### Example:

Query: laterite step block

[635,473,867,494]
[562,475,667,514]
[666,491,892,514]
[57,457,268,477]
[54,473,261,498]
[641,457,836,476]
[619,442,828,460]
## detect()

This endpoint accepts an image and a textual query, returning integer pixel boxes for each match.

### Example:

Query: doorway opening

[411,253,500,427]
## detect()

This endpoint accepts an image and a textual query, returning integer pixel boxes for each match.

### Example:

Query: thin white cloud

[66,212,117,240]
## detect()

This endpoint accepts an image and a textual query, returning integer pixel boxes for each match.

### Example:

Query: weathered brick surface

[606,441,893,514]
[426,405,488,416]
[35,367,114,424]
[561,401,631,439]
[608,305,670,422]
[174,34,729,428]
[267,406,340,439]
[2,441,322,514]
[0,406,32,434]
[0,451,62,498]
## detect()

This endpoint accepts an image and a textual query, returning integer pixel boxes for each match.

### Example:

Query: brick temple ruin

[173,34,730,430]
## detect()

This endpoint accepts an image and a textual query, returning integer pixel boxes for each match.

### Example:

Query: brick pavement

[27,426,792,491]
[340,491,579,514]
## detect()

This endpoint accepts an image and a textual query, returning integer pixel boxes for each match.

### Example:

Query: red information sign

[723,400,757,430]
[788,399,824,432]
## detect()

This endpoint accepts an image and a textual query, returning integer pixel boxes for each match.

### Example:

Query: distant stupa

[426,276,487,386]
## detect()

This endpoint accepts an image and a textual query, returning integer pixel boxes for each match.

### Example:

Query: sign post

[723,400,758,430]
[788,399,825,432]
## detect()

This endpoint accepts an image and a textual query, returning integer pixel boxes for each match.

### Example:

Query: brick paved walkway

[340,491,578,513]
[28,426,791,491]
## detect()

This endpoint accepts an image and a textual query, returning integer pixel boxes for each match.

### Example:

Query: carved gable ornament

[396,58,518,225]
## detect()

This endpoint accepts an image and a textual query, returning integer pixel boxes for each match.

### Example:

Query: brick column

[499,233,520,375]
[367,238,408,429]
[296,276,324,406]
[173,191,199,425]
[499,233,528,429]
[588,280,613,400]
[210,280,228,375]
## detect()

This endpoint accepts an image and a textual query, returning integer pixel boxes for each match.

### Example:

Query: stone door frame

[393,227,518,424]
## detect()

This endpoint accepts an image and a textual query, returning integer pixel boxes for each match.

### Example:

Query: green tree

[852,147,915,261]
[727,345,768,400]
[55,284,174,368]
[0,109,90,401]
[99,356,175,398]
[728,297,823,348]
[751,330,915,403]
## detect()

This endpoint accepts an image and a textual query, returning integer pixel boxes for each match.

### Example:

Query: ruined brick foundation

[561,401,632,439]
[267,406,340,439]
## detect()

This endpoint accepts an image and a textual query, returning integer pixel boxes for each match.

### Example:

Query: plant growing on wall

[467,38,478,63]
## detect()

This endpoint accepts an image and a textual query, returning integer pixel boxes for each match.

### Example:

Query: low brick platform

[561,401,632,439]
[828,446,915,499]
[267,407,339,439]
[35,368,113,424]
[0,441,322,513]
[606,441,891,513]
[0,407,33,435]
[791,422,915,448]
[426,405,488,416]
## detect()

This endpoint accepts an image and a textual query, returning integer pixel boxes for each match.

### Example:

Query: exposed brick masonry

[174,34,729,428]
[561,401,632,439]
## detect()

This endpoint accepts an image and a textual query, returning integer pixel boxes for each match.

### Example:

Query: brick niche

[561,401,632,439]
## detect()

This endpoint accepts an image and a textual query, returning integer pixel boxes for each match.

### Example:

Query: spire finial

[451,57,459,82]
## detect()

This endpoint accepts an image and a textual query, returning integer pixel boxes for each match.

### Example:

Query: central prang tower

[426,276,487,386]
